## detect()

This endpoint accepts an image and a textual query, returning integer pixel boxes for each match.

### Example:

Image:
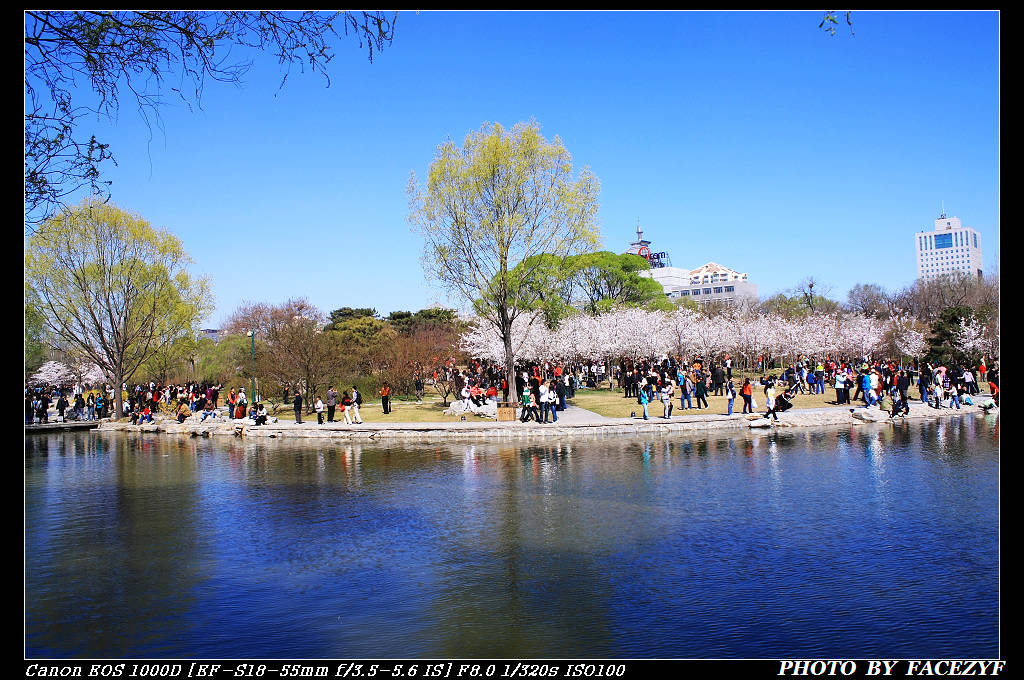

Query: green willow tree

[25,199,211,418]
[408,120,600,405]
[570,251,670,315]
[507,251,670,328]
[25,287,49,376]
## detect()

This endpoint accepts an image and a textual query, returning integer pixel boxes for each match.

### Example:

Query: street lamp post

[247,330,255,404]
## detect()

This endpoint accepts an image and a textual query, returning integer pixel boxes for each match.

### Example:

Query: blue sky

[40,10,1000,326]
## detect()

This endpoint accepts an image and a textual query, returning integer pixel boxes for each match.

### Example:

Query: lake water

[25,415,999,659]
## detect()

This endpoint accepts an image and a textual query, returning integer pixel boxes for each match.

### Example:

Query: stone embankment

[94,401,996,442]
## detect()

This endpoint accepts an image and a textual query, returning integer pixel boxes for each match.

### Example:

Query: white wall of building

[915,215,983,281]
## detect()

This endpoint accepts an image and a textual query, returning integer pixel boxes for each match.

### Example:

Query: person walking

[861,372,874,407]
[38,392,51,424]
[726,378,736,416]
[694,374,708,410]
[963,367,976,396]
[521,389,541,423]
[765,378,778,421]
[931,375,944,409]
[538,382,551,422]
[414,373,424,404]
[544,381,559,423]
[896,370,911,411]
[764,381,779,421]
[678,372,693,410]
[380,383,392,415]
[341,391,353,424]
[555,378,566,411]
[293,390,303,424]
[519,389,532,422]
[639,381,651,420]
[350,386,363,423]
[660,381,674,419]
[315,396,325,425]
[949,378,963,410]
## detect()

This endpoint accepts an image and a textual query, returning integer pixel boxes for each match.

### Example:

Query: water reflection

[26,416,998,659]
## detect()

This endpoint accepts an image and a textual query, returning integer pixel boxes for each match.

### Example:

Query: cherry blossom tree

[889,314,928,361]
[953,317,987,357]
[29,361,75,387]
[456,305,901,379]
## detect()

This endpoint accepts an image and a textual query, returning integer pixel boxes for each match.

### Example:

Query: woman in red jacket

[741,379,754,414]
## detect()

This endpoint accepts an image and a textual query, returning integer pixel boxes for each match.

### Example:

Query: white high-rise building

[915,213,983,281]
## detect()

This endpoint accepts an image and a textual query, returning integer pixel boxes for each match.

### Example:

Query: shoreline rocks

[92,401,997,442]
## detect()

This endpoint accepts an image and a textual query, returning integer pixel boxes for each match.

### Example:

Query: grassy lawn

[571,377,994,419]
[267,396,470,423]
[572,384,859,419]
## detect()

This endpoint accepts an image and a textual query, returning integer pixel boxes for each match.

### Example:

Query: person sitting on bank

[889,387,910,418]
[254,404,268,426]
[176,400,191,423]
[139,405,153,423]
[200,403,217,422]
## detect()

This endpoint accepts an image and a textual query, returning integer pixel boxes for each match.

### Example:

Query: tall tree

[570,251,669,314]
[25,199,211,417]
[225,298,343,409]
[408,121,600,404]
[385,307,460,336]
[24,10,397,229]
[24,288,49,376]
[326,307,378,330]
[792,276,838,315]
[846,283,894,318]
[926,306,978,368]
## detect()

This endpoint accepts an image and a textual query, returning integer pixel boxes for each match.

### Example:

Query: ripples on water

[25,415,998,659]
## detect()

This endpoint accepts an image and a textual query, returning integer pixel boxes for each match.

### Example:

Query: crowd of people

[26,354,997,428]
[300,385,365,425]
[25,382,114,425]
[612,354,999,421]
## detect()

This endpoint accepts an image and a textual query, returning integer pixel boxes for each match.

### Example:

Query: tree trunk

[503,330,518,406]
[113,368,124,419]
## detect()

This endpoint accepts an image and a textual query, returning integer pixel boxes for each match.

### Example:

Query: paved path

[542,404,610,424]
